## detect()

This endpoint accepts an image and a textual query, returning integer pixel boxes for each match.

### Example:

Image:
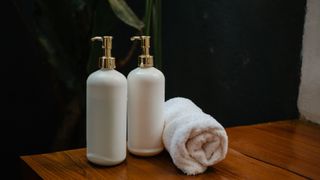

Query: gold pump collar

[131,36,154,68]
[91,36,116,69]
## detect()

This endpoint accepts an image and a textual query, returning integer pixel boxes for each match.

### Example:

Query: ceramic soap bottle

[86,36,127,165]
[127,36,165,156]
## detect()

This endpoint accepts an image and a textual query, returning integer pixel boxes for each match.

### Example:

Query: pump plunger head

[91,36,116,69]
[131,36,154,68]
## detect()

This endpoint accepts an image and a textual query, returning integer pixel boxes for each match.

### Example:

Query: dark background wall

[1,0,305,179]
[163,0,305,126]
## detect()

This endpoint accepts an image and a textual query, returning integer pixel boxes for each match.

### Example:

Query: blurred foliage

[107,0,162,69]
[108,0,144,31]
[31,0,98,149]
[33,0,94,90]
[33,0,161,91]
[32,0,130,149]
[13,0,162,149]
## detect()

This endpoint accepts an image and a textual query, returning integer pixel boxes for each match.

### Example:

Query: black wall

[1,0,59,179]
[163,0,306,126]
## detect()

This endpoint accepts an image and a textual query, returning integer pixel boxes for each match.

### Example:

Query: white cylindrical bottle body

[128,67,165,156]
[86,69,127,165]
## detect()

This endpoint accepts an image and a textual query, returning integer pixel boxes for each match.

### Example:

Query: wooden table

[21,120,320,179]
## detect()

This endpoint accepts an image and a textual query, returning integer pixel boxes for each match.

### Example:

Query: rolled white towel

[163,97,228,175]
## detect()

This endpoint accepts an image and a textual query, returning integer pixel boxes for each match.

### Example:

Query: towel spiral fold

[163,97,228,175]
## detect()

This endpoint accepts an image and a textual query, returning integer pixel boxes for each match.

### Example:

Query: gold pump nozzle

[91,36,115,69]
[131,36,153,68]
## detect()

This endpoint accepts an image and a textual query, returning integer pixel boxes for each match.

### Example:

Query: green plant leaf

[108,0,144,30]
[144,0,153,35]
[152,0,162,69]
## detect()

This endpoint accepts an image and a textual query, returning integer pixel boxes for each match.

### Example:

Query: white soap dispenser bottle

[86,36,127,165]
[127,36,165,156]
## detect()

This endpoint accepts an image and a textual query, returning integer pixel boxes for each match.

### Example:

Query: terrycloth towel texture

[163,97,228,175]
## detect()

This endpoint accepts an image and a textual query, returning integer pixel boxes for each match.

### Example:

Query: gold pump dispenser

[130,36,154,68]
[91,36,116,69]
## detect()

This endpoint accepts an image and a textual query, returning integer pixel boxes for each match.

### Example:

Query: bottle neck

[138,55,153,68]
[99,57,115,69]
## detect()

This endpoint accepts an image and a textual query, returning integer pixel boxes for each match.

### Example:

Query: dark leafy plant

[14,0,162,150]
[107,0,162,69]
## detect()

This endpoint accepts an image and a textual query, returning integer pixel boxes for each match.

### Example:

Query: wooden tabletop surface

[21,120,320,179]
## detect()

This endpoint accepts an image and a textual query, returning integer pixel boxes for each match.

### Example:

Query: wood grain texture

[21,120,320,179]
[227,120,320,179]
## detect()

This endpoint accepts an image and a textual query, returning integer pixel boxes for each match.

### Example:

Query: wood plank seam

[233,148,310,179]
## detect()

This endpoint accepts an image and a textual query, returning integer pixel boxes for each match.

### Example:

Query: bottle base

[128,146,164,156]
[87,153,125,166]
